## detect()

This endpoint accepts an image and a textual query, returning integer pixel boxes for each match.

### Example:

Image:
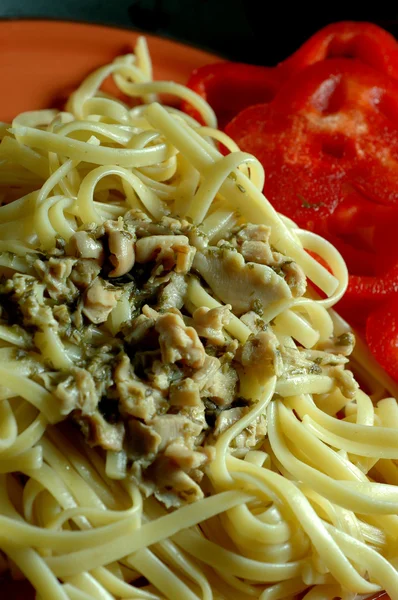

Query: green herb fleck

[271,266,286,278]
[255,318,267,331]
[15,349,28,360]
[252,299,263,316]
[298,193,324,209]
[205,345,218,357]
[309,363,322,375]
[336,333,353,346]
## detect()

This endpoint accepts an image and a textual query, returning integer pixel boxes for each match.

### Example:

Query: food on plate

[181,62,282,129]
[183,21,398,127]
[0,35,397,600]
[184,21,398,381]
[277,20,398,80]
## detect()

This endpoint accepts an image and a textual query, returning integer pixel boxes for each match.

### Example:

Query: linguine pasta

[0,37,397,600]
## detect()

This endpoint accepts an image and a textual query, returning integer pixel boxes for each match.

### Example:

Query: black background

[0,1,397,64]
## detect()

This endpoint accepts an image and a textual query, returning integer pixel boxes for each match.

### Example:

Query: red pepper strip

[305,250,331,300]
[278,21,398,80]
[328,192,398,275]
[182,62,283,129]
[366,296,398,381]
[337,264,398,326]
[225,59,398,224]
[226,102,348,228]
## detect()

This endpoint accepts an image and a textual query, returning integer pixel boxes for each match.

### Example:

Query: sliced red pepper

[305,250,331,300]
[226,58,398,228]
[226,102,348,228]
[366,296,398,381]
[337,265,398,326]
[306,249,331,273]
[182,62,283,129]
[226,58,398,324]
[328,192,398,274]
[182,22,398,130]
[278,21,398,80]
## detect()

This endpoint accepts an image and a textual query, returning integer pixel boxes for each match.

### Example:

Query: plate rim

[0,16,227,61]
[0,17,223,122]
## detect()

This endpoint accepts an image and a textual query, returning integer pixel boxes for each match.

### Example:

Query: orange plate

[0,19,220,122]
[0,18,219,599]
[0,20,392,600]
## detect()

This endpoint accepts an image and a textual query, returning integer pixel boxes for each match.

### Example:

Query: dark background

[0,1,397,64]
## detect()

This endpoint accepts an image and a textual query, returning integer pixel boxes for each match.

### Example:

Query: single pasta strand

[126,547,200,600]
[260,577,310,600]
[208,376,276,486]
[3,545,69,600]
[0,369,60,423]
[187,277,251,343]
[151,538,213,600]
[0,414,46,458]
[90,565,159,599]
[64,572,115,600]
[11,126,173,169]
[44,491,253,577]
[0,400,18,452]
[57,584,96,600]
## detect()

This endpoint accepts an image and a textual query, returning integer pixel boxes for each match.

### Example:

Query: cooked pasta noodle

[0,36,397,600]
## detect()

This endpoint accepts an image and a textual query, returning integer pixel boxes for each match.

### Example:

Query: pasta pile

[0,37,397,600]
